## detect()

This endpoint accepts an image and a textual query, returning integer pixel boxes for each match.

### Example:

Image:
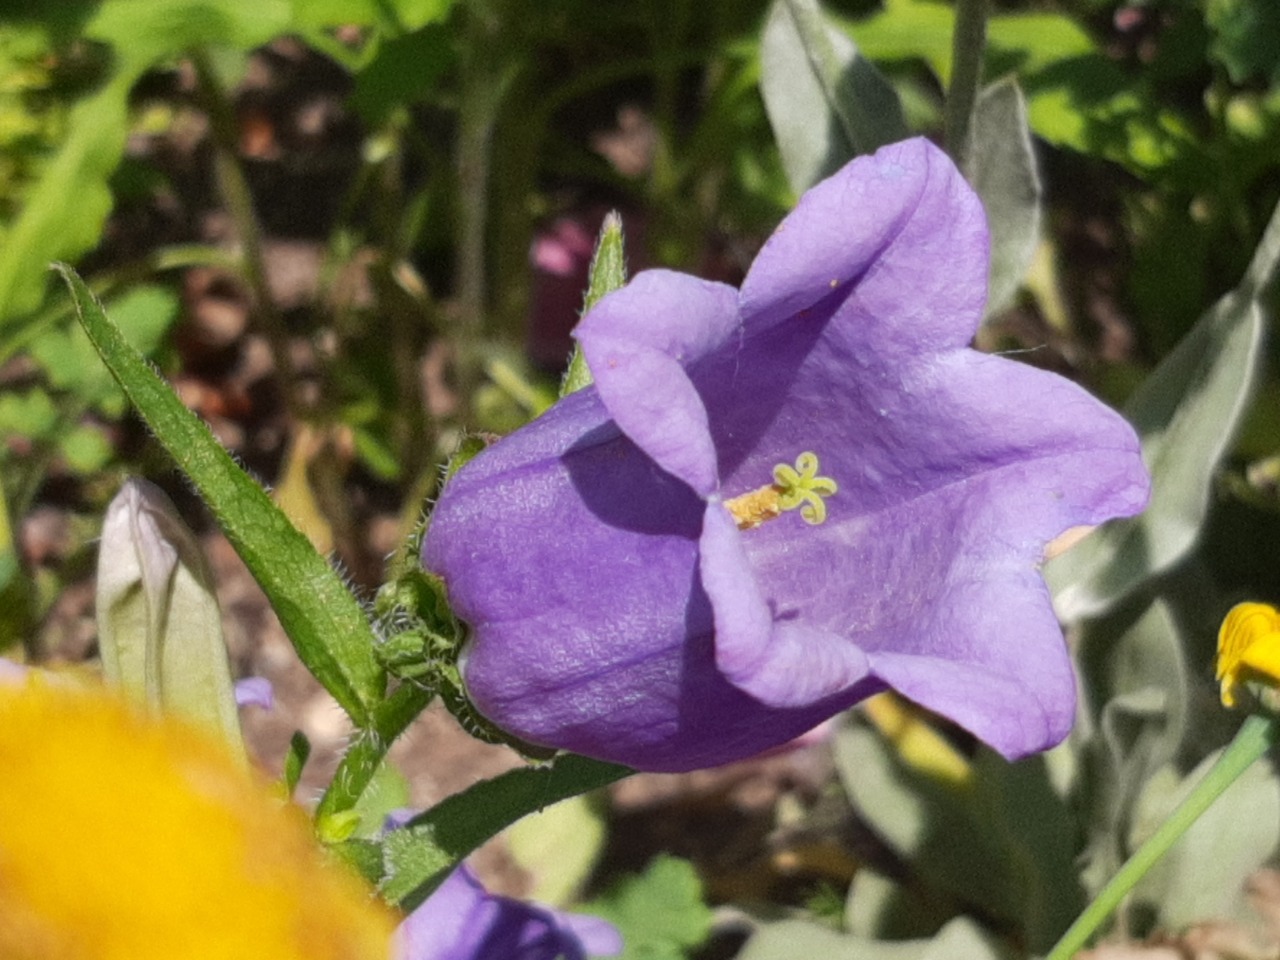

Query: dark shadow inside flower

[690,287,836,482]
[561,423,704,538]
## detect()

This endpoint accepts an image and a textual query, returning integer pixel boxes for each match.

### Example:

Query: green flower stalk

[1045,602,1280,959]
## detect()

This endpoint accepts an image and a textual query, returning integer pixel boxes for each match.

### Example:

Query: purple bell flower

[423,137,1150,773]
[396,865,622,960]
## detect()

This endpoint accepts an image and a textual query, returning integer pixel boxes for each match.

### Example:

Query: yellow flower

[0,678,395,960]
[1216,602,1280,709]
[861,692,972,788]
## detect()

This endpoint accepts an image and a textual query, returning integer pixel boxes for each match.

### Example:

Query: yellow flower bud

[0,679,395,960]
[1216,602,1280,710]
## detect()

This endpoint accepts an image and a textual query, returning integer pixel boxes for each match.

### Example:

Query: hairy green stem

[944,0,988,162]
[316,682,434,821]
[1045,714,1279,959]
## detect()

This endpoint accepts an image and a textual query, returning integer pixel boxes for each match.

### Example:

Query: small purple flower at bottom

[424,136,1150,772]
[396,866,622,960]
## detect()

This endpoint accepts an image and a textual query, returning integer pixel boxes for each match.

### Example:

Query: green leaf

[96,478,244,757]
[58,265,385,725]
[849,0,1091,84]
[350,23,454,124]
[846,0,954,79]
[505,793,608,906]
[86,0,292,72]
[380,754,630,911]
[351,756,412,838]
[845,869,953,942]
[963,77,1041,320]
[562,212,627,397]
[1131,748,1280,931]
[1047,197,1280,621]
[760,0,908,195]
[1072,599,1191,897]
[288,0,454,32]
[0,389,58,440]
[57,423,113,474]
[30,285,178,411]
[1206,0,1280,85]
[847,0,1193,176]
[833,715,1081,952]
[0,0,292,324]
[584,856,713,960]
[0,78,128,323]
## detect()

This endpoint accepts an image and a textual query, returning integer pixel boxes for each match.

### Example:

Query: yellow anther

[724,452,837,530]
[1217,602,1280,709]
[723,486,782,530]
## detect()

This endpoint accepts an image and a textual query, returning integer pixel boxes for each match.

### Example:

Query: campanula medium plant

[423,137,1151,772]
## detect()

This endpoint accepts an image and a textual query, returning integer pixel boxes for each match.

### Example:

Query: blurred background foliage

[5,0,1280,956]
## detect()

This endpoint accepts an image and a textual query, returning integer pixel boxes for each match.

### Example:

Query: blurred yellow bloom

[1217,602,1280,709]
[862,692,972,788]
[0,678,395,960]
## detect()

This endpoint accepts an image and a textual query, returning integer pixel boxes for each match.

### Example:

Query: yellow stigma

[724,451,838,531]
[1217,602,1280,709]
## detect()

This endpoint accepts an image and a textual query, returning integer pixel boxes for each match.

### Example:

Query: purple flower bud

[396,865,622,960]
[233,676,274,710]
[424,137,1150,772]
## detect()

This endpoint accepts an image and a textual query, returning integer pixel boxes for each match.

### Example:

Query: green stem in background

[190,48,304,422]
[1045,714,1280,960]
[0,480,36,658]
[455,5,513,337]
[943,0,988,162]
[451,4,519,411]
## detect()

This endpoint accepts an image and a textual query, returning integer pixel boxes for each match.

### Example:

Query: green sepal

[561,212,627,397]
[283,730,312,797]
[317,809,364,845]
[435,669,557,762]
[442,434,491,487]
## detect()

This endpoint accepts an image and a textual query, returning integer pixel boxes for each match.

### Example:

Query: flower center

[724,451,838,531]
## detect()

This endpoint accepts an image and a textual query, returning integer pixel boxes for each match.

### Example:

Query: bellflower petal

[396,865,621,960]
[577,271,738,496]
[424,137,1150,772]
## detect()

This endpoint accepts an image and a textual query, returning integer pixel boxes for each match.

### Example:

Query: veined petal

[865,576,1076,759]
[740,138,988,356]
